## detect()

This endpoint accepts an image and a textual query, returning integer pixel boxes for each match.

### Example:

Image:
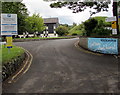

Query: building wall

[78,37,88,49]
[48,24,54,33]
[43,23,58,37]
[45,23,57,34]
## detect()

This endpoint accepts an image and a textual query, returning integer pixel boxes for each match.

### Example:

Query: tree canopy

[92,16,111,27]
[83,17,112,36]
[49,0,111,16]
[25,14,45,34]
[44,0,120,17]
[83,18,98,36]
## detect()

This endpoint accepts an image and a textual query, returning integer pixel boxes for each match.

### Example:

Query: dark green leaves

[50,1,111,16]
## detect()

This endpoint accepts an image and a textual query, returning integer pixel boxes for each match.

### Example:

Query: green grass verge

[14,36,75,40]
[0,45,24,64]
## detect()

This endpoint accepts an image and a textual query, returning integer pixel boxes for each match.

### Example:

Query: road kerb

[74,41,103,56]
[7,47,33,83]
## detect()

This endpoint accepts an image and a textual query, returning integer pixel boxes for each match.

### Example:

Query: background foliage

[68,16,112,37]
[2,2,45,35]
[25,14,45,34]
[56,25,69,36]
[83,17,112,36]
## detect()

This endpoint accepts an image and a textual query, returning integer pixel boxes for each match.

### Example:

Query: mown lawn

[0,45,24,64]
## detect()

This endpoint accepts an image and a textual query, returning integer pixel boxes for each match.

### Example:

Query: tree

[2,2,29,34]
[72,22,77,27]
[82,17,112,36]
[60,24,69,27]
[49,1,111,16]
[56,25,69,36]
[44,0,120,18]
[25,14,45,34]
[92,20,112,36]
[83,18,98,36]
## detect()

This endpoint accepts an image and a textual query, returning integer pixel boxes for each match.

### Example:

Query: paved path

[3,38,119,93]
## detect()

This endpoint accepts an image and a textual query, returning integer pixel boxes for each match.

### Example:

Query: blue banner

[88,38,118,54]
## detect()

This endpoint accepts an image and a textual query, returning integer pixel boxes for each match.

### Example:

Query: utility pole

[113,2,119,35]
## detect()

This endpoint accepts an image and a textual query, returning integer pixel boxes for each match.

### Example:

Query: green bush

[83,18,98,36]
[92,28,112,36]
[56,25,69,36]
[83,18,112,36]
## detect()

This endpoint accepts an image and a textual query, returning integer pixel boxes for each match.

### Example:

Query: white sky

[22,0,113,25]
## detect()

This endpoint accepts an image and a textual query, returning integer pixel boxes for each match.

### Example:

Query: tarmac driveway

[2,38,119,93]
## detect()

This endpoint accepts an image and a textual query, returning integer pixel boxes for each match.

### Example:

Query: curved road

[3,38,119,93]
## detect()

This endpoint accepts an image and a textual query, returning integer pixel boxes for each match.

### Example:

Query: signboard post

[6,35,13,53]
[105,16,118,35]
[1,13,17,52]
[112,21,117,34]
[6,35,12,48]
[112,21,117,29]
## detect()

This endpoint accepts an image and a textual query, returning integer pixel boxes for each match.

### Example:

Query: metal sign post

[1,13,17,53]
[112,21,117,35]
[105,17,117,35]
[6,35,13,53]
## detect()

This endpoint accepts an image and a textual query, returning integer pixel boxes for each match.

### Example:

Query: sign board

[105,16,116,22]
[111,21,117,29]
[1,14,17,35]
[6,36,12,48]
[88,38,118,54]
[112,29,117,35]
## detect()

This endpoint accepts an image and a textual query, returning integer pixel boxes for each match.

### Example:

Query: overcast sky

[22,0,113,25]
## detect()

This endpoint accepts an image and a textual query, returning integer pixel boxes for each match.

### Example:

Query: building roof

[44,18,59,24]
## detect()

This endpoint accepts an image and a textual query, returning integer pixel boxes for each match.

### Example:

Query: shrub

[83,18,112,37]
[83,18,98,36]
[56,25,69,36]
[92,28,112,36]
